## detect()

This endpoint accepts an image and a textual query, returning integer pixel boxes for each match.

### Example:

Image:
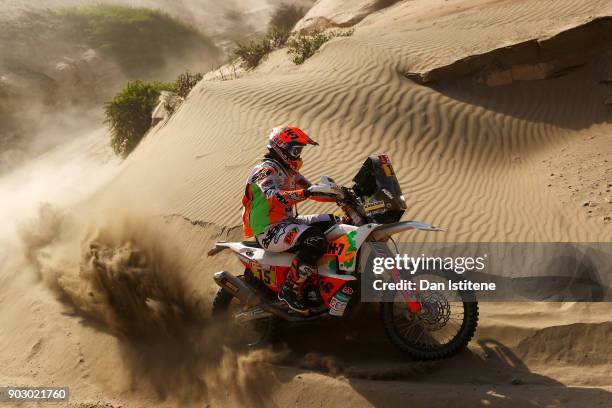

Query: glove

[307,184,343,198]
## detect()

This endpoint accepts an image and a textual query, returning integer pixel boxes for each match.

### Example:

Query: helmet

[267,126,318,171]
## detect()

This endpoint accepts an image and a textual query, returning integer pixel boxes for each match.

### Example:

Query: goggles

[287,145,304,159]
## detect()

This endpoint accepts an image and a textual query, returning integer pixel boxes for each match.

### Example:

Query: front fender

[370,221,443,241]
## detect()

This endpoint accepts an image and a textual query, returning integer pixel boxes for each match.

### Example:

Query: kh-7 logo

[327,241,345,255]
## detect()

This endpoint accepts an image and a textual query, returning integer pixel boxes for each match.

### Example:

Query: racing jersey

[242,159,311,237]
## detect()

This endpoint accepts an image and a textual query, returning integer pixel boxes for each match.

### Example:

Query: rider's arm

[309,195,337,203]
[294,173,337,202]
[295,173,311,189]
[254,166,308,206]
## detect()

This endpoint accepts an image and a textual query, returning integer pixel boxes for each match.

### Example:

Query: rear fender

[221,242,293,267]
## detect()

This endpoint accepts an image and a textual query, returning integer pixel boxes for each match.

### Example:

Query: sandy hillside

[2,0,612,407]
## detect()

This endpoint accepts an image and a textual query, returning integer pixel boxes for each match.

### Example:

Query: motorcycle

[210,154,478,360]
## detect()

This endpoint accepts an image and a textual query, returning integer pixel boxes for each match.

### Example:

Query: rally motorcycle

[210,154,478,360]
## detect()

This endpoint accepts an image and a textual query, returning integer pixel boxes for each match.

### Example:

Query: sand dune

[2,0,612,406]
[93,0,611,242]
[294,0,401,31]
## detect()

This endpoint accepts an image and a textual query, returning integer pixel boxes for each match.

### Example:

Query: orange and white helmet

[267,125,318,171]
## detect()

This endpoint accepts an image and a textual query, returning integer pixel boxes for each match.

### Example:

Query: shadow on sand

[273,307,612,407]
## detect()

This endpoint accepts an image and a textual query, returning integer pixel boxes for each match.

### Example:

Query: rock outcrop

[404,16,612,86]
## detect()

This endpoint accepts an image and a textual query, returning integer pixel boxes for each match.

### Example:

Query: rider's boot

[278,280,308,315]
[278,259,314,315]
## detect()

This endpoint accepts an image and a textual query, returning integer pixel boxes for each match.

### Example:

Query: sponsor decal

[274,192,289,205]
[382,188,394,199]
[284,226,300,245]
[329,294,349,316]
[364,200,385,212]
[261,268,276,286]
[325,231,358,269]
[251,167,274,183]
[382,163,395,177]
[251,266,264,281]
[327,241,345,255]
[261,223,289,248]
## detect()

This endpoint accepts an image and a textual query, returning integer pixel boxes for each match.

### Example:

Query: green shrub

[230,3,306,70]
[269,3,306,31]
[104,80,171,157]
[104,70,203,157]
[267,26,291,48]
[171,71,203,98]
[59,5,217,78]
[232,39,272,69]
[287,29,354,65]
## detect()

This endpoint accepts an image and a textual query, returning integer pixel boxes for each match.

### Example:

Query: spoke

[399,321,419,335]
[413,325,428,344]
[401,322,422,338]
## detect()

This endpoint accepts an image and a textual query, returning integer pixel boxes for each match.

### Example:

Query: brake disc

[417,292,451,331]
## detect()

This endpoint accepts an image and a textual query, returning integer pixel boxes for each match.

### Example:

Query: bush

[232,39,272,69]
[269,3,306,31]
[104,80,171,157]
[60,5,217,78]
[230,3,306,70]
[171,71,203,98]
[287,29,354,65]
[267,26,291,48]
[104,70,203,157]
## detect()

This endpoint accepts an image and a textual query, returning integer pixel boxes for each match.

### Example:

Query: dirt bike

[210,154,478,360]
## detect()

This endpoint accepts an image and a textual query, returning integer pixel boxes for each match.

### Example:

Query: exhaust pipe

[214,271,261,307]
[213,271,327,322]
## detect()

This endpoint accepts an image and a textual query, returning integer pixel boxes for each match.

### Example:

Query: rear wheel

[380,272,479,360]
[211,276,277,348]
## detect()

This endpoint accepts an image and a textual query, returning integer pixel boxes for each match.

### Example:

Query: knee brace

[294,227,326,267]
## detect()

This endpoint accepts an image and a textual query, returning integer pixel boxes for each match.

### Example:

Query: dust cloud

[17,208,278,404]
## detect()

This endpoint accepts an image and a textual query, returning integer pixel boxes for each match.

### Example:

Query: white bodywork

[371,220,442,241]
[215,241,356,281]
[215,220,440,278]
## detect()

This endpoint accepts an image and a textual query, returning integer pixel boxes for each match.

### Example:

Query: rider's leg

[280,227,327,314]
[295,213,337,232]
[255,221,327,314]
[256,221,309,252]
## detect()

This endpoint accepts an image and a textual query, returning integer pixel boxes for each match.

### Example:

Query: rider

[242,125,338,315]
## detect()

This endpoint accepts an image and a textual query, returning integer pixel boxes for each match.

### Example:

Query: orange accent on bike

[324,231,358,270]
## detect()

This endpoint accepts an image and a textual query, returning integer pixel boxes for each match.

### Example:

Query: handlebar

[307,179,369,225]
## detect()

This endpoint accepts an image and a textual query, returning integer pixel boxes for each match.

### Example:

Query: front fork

[390,267,422,313]
[368,241,422,313]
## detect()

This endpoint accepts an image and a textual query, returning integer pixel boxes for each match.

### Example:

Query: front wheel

[380,273,479,360]
[211,276,277,348]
